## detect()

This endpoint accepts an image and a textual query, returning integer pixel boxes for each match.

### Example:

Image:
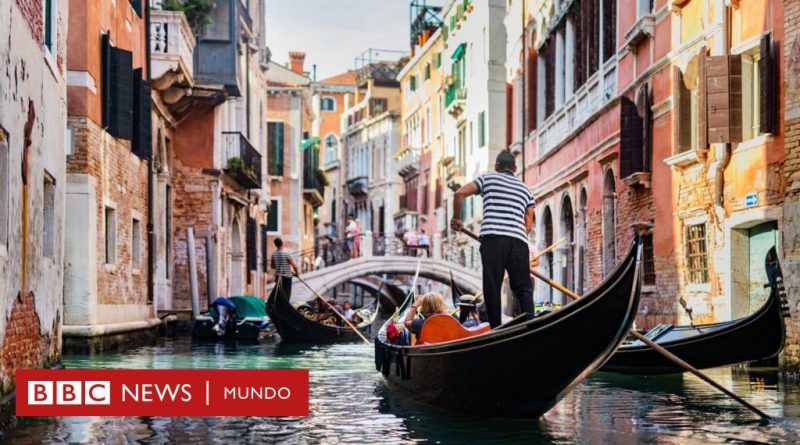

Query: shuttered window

[478,110,486,148]
[759,34,775,134]
[267,122,284,176]
[102,34,134,141]
[132,68,152,159]
[266,199,279,232]
[706,54,742,144]
[619,96,645,178]
[247,216,257,275]
[602,0,616,62]
[261,225,268,272]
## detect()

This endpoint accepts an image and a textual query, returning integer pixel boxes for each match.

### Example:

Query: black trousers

[479,235,534,328]
[272,275,293,302]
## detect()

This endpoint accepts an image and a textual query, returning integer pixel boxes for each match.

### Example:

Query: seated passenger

[403,292,447,336]
[343,300,356,321]
[457,295,482,328]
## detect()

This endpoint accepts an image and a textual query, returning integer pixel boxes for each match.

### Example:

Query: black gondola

[266,280,378,344]
[374,240,642,418]
[602,246,789,375]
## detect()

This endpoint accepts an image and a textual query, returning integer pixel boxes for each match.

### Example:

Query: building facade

[397,20,447,250]
[63,0,156,351]
[313,70,357,246]
[439,0,508,268]
[0,0,67,401]
[342,60,404,250]
[265,53,320,272]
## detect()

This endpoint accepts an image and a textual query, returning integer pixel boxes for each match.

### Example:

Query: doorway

[731,220,778,319]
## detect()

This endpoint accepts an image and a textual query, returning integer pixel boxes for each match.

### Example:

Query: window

[320,96,336,112]
[478,111,486,148]
[636,0,653,19]
[642,233,656,285]
[424,63,431,81]
[132,218,141,269]
[324,134,338,163]
[43,172,55,258]
[267,122,284,176]
[266,199,280,232]
[102,34,134,140]
[261,224,268,273]
[433,52,441,69]
[685,223,709,284]
[105,206,117,265]
[676,66,700,153]
[0,130,7,247]
[44,0,57,54]
[742,49,762,141]
[410,75,418,92]
[369,98,387,115]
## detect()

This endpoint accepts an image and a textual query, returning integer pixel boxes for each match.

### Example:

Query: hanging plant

[161,0,216,35]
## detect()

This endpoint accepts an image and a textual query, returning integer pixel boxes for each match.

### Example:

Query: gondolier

[450,151,535,328]
[270,238,299,301]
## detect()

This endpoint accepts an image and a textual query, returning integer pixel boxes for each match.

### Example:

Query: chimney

[289,52,306,75]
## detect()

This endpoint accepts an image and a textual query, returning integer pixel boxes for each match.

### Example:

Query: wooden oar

[531,237,566,261]
[457,227,771,421]
[295,274,371,345]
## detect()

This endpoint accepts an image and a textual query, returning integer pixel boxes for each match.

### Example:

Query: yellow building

[396,28,446,251]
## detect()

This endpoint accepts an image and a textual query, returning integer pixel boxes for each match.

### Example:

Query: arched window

[321,96,336,112]
[559,195,574,299]
[602,170,617,276]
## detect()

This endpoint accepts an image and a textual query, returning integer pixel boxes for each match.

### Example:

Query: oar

[295,274,371,345]
[457,227,771,421]
[531,237,566,262]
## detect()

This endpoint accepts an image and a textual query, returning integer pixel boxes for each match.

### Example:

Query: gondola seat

[417,314,491,345]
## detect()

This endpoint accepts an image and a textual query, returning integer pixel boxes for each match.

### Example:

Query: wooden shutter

[697,47,707,149]
[247,216,257,273]
[707,55,741,144]
[132,69,152,159]
[729,55,742,143]
[527,48,537,131]
[103,34,134,141]
[619,96,644,178]
[760,34,775,134]
[261,225,268,273]
[130,0,143,17]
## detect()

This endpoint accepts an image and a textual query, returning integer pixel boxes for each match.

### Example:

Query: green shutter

[478,111,485,147]
[266,200,279,231]
[411,75,417,91]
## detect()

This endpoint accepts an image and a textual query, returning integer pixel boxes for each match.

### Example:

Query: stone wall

[0,0,67,398]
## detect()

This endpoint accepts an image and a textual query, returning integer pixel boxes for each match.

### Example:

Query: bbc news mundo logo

[16,369,309,416]
[27,380,111,405]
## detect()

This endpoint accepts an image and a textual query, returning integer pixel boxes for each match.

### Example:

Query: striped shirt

[271,250,294,278]
[475,171,535,244]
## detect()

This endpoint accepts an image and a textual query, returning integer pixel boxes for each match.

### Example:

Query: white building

[440,0,508,266]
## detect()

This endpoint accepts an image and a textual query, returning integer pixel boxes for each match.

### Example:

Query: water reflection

[3,337,800,444]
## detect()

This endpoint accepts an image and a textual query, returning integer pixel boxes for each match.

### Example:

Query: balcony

[347,176,369,197]
[445,84,466,118]
[394,146,420,178]
[445,161,465,191]
[194,0,245,95]
[222,132,262,189]
[150,10,196,85]
[303,144,325,207]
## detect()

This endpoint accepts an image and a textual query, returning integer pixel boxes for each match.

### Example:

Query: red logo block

[16,369,309,417]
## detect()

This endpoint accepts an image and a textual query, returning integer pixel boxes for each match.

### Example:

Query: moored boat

[193,295,270,340]
[602,246,789,375]
[266,281,378,344]
[374,239,643,418]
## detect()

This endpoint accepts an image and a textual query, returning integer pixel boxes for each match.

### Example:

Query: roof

[266,60,312,87]
[318,70,357,86]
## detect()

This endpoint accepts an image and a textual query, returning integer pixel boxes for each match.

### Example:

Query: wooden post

[206,235,216,306]
[187,228,200,320]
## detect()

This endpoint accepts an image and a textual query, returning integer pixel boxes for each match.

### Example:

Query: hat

[457,294,481,307]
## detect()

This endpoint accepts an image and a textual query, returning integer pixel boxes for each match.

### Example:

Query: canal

[4,337,800,444]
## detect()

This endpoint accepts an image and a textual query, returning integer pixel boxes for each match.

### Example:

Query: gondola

[602,246,789,375]
[374,239,642,418]
[266,280,378,344]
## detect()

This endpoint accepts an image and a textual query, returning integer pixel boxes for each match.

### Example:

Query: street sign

[745,193,759,207]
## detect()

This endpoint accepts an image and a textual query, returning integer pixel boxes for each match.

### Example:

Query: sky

[265,0,412,80]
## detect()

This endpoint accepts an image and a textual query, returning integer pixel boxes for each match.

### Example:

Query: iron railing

[222,131,262,189]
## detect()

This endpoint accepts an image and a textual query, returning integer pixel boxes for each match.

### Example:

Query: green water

[4,337,800,444]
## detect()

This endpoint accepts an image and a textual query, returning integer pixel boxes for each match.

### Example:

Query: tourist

[450,150,536,328]
[403,229,417,256]
[404,292,448,336]
[417,229,430,257]
[353,218,362,257]
[270,238,299,301]
[346,214,358,257]
[343,300,356,321]
[457,295,482,328]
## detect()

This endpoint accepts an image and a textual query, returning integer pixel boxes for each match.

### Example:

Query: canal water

[4,337,800,444]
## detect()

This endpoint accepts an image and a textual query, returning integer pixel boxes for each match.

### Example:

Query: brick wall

[783,0,800,370]
[1,291,58,394]
[67,116,150,307]
[16,0,43,47]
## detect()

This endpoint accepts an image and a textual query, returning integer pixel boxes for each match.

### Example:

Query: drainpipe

[145,0,155,309]
[520,0,526,182]
[709,3,731,225]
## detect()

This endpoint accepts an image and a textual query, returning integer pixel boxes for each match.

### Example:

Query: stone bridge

[278,255,483,302]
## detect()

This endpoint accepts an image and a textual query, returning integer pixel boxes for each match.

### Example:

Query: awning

[300,137,320,150]
[451,43,466,61]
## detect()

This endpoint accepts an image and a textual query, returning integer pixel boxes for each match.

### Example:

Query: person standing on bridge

[450,151,536,328]
[270,238,299,301]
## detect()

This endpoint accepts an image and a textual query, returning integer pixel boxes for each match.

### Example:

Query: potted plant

[161,0,215,35]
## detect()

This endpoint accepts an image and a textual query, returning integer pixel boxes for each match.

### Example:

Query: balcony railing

[150,10,196,80]
[303,146,325,207]
[222,132,262,189]
[445,85,466,117]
